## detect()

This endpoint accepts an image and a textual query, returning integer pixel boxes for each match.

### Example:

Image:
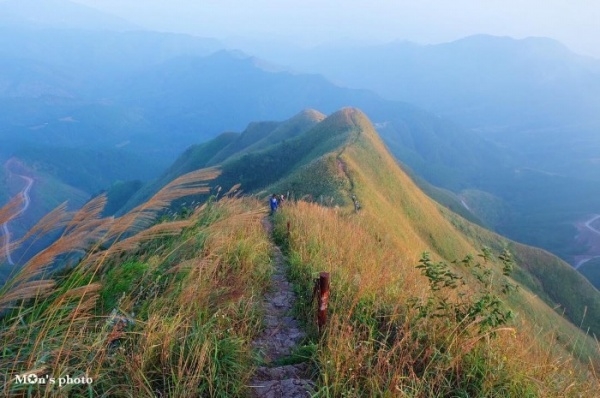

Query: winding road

[575,214,600,269]
[584,215,600,236]
[1,167,34,266]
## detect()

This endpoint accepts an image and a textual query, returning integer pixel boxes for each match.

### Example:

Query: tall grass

[275,201,600,397]
[0,169,273,397]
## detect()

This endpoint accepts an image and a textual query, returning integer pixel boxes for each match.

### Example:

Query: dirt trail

[249,218,314,398]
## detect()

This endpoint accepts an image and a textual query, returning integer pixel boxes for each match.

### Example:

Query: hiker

[269,194,279,214]
[278,194,285,207]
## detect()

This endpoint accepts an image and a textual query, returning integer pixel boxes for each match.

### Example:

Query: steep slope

[264,108,600,395]
[122,109,332,211]
[318,109,600,338]
[129,107,600,341]
[239,35,600,271]
[206,109,325,166]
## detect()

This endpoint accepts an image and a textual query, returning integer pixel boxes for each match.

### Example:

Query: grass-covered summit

[126,106,600,338]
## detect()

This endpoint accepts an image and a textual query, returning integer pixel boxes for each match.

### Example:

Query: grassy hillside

[2,107,599,396]
[205,109,325,166]
[264,109,600,395]
[1,186,272,396]
[274,202,599,396]
[121,131,239,211]
[335,109,600,337]
[122,109,341,212]
[240,35,600,271]
[5,27,596,274]
[127,106,600,339]
[102,180,144,216]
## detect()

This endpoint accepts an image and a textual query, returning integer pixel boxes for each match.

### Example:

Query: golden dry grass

[264,109,599,396]
[0,168,277,397]
[276,201,600,396]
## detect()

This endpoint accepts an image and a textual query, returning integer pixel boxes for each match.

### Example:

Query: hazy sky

[73,0,600,57]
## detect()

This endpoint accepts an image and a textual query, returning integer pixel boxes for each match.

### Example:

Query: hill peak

[319,107,380,142]
[322,107,369,126]
[295,109,326,123]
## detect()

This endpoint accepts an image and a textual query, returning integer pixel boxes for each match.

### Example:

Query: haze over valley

[2,0,600,281]
[1,1,600,395]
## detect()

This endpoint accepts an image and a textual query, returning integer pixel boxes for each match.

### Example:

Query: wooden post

[317,272,330,333]
[287,221,291,236]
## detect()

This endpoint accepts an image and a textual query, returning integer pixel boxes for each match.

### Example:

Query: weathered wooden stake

[287,221,291,236]
[317,272,330,333]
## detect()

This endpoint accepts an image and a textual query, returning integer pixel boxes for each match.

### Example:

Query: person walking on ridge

[269,194,279,214]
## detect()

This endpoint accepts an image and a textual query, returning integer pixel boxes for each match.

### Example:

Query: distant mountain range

[245,34,600,129]
[0,1,598,286]
[235,34,600,267]
[239,35,600,183]
[0,27,503,186]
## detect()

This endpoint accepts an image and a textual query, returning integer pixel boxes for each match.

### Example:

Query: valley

[1,27,599,288]
[0,25,599,289]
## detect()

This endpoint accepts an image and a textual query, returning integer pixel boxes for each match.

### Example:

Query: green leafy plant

[413,248,516,336]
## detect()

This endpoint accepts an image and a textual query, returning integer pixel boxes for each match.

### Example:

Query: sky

[70,0,600,57]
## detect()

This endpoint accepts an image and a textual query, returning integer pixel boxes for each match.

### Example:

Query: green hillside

[122,109,328,211]
[205,109,325,166]
[1,108,598,397]
[126,107,600,339]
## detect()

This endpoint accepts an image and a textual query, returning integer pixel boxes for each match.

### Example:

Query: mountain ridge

[120,107,600,340]
[2,106,599,396]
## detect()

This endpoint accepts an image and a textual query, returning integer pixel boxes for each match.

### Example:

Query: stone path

[249,219,314,398]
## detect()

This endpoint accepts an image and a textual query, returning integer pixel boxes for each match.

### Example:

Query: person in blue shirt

[269,194,279,214]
